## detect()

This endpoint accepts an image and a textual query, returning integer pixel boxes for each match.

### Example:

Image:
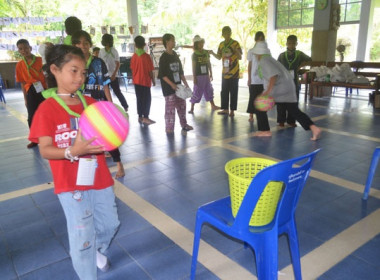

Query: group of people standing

[160,25,321,140]
[14,17,321,280]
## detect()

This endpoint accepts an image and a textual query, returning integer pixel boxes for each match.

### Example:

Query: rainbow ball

[254,95,275,112]
[79,101,129,151]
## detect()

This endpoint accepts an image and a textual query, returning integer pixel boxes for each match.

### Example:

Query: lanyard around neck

[223,39,233,53]
[285,50,299,70]
[23,55,39,77]
[86,55,93,69]
[43,88,88,118]
[257,54,272,79]
[105,48,115,58]
[135,48,145,56]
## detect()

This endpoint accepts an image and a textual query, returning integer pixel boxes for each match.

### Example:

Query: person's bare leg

[210,100,220,110]
[188,103,195,114]
[310,125,321,141]
[115,161,125,178]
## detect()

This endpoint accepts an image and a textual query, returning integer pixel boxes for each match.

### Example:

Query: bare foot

[115,162,125,178]
[229,111,235,117]
[253,131,272,137]
[310,125,321,141]
[188,110,194,114]
[211,105,220,111]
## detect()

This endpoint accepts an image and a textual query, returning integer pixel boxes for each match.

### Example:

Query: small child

[92,47,100,57]
[277,35,311,127]
[158,33,193,134]
[189,35,219,114]
[29,44,120,279]
[130,35,156,125]
[99,33,129,112]
[15,39,47,148]
[63,16,82,45]
[72,30,125,178]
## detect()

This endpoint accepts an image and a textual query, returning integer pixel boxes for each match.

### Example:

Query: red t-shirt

[15,56,47,92]
[130,52,154,88]
[29,96,114,194]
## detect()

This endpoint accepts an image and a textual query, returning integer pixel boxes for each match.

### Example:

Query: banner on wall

[0,17,62,26]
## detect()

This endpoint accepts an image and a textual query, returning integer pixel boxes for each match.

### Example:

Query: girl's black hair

[101,34,114,47]
[162,33,174,48]
[255,31,265,42]
[44,44,85,88]
[71,30,93,46]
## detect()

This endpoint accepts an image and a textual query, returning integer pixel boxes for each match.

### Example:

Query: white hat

[252,41,271,55]
[193,35,205,43]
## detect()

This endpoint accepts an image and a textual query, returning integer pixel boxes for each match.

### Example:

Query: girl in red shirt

[29,44,119,279]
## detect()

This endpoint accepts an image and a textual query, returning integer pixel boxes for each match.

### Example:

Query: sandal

[217,110,229,115]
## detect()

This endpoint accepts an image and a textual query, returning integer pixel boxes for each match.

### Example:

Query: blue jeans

[58,187,120,280]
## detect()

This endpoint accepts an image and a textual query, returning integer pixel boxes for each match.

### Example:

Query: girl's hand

[193,76,197,85]
[171,83,178,91]
[70,129,105,157]
[261,90,270,96]
[209,75,213,82]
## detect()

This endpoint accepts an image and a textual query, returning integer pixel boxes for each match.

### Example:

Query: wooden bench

[298,61,380,102]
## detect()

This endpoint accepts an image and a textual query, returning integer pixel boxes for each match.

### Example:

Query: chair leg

[255,234,278,280]
[363,148,380,200]
[287,221,302,280]
[190,218,203,280]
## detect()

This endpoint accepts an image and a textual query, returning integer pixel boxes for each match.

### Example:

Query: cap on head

[193,35,205,43]
[252,41,271,55]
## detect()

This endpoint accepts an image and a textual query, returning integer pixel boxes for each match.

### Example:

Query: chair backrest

[233,149,320,231]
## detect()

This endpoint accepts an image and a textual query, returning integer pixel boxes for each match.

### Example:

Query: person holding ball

[29,44,120,279]
[252,41,321,140]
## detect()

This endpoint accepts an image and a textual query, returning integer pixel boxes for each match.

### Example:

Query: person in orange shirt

[15,39,47,148]
[130,35,156,125]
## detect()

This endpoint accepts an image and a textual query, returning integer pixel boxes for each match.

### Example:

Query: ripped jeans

[58,187,120,280]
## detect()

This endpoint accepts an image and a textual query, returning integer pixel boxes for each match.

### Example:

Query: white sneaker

[96,251,110,272]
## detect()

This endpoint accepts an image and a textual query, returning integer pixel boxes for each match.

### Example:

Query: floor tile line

[3,103,28,125]
[0,136,28,144]
[113,180,256,280]
[280,208,380,279]
[0,182,53,202]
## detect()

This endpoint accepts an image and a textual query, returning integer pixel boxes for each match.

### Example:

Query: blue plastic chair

[362,147,380,200]
[190,149,321,280]
[0,74,6,104]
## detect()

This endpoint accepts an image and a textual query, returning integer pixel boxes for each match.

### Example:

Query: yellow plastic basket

[225,158,283,226]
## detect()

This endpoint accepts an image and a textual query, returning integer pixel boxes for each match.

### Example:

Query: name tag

[200,65,207,74]
[173,72,180,83]
[223,58,230,68]
[288,70,295,79]
[33,81,44,93]
[76,157,97,186]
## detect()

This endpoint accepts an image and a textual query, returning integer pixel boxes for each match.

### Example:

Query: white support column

[356,0,374,61]
[126,0,139,37]
[266,0,278,56]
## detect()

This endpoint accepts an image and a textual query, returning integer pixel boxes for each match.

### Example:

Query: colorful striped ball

[79,101,129,151]
[254,95,275,112]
